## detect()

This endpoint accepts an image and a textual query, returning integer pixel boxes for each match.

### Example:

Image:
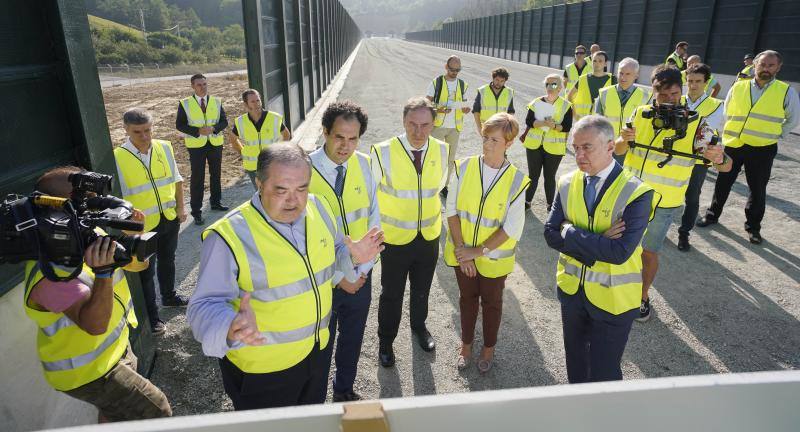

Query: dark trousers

[137,216,180,325]
[188,142,223,216]
[705,144,777,233]
[679,164,709,235]
[219,345,327,410]
[322,272,372,395]
[378,234,439,344]
[454,267,506,348]
[558,286,637,383]
[525,147,563,206]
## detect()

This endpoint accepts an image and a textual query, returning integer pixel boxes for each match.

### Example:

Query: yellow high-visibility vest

[572,73,612,118]
[235,111,283,172]
[523,96,571,155]
[665,52,686,71]
[443,156,530,278]
[681,94,723,166]
[597,85,651,137]
[478,84,515,121]
[564,61,589,93]
[371,136,448,245]
[23,263,137,391]
[114,140,178,232]
[723,79,789,148]
[556,168,653,315]
[310,151,373,240]
[202,195,336,373]
[624,106,700,208]
[737,65,754,81]
[431,76,468,131]
[180,96,224,148]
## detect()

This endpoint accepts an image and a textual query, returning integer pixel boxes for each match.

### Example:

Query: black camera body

[629,102,717,168]
[0,171,157,281]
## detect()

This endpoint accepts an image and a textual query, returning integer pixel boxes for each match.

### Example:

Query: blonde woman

[444,113,531,373]
[521,73,573,212]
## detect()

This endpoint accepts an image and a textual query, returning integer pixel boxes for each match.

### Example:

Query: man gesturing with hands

[188,143,383,410]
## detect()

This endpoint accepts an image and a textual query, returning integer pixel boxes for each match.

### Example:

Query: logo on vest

[353,185,362,194]
[601,208,610,218]
[320,238,328,249]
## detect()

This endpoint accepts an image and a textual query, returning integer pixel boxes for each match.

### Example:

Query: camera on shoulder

[0,171,157,281]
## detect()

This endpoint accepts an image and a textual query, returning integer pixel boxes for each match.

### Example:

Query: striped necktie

[334,165,345,197]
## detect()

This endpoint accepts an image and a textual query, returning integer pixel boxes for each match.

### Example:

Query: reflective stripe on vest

[180,96,224,147]
[573,73,612,117]
[479,84,514,121]
[309,151,373,240]
[372,136,448,245]
[235,112,282,171]
[23,263,137,391]
[114,140,178,231]
[523,96,571,155]
[556,169,653,315]
[623,106,700,208]
[597,85,651,137]
[564,62,589,93]
[737,65,754,81]
[722,80,788,148]
[666,52,685,70]
[202,195,336,373]
[432,76,467,131]
[443,156,530,278]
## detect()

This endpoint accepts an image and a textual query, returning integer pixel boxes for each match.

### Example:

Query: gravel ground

[135,38,799,416]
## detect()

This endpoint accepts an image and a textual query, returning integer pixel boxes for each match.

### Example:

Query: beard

[757,71,773,80]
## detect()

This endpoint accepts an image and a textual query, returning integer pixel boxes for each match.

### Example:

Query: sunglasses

[546,82,560,89]
[447,67,461,72]
[575,51,586,55]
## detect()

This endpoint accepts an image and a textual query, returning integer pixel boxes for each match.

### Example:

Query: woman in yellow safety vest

[444,113,530,374]
[520,73,573,212]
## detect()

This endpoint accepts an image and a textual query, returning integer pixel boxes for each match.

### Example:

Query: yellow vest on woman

[556,168,653,315]
[114,140,178,232]
[624,106,700,208]
[523,96,571,155]
[202,195,337,373]
[723,79,788,148]
[444,156,530,278]
[372,136,448,245]
[235,111,283,172]
[23,263,137,391]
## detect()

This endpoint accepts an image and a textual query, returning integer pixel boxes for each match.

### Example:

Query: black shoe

[695,216,717,228]
[440,187,448,198]
[193,215,205,225]
[379,343,395,368]
[162,294,188,307]
[151,320,167,335]
[333,390,362,402]
[412,327,435,352]
[211,204,229,211]
[677,233,691,252]
[748,231,763,244]
[635,299,652,323]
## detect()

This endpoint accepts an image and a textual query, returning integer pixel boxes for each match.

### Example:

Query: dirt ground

[102,38,800,417]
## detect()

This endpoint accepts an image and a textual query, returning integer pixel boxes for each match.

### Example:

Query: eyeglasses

[575,52,586,55]
[546,82,560,89]
[447,67,461,73]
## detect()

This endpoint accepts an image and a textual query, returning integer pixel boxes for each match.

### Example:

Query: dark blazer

[175,96,229,141]
[544,161,653,268]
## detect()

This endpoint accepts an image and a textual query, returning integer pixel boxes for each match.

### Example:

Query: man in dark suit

[544,115,654,383]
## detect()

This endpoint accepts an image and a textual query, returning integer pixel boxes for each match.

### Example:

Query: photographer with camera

[114,108,188,335]
[615,65,732,322]
[22,166,172,422]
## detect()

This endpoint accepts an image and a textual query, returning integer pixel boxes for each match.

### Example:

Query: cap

[744,53,754,60]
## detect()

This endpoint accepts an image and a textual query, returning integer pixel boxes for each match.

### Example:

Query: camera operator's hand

[703,143,725,165]
[603,220,626,240]
[85,237,117,273]
[621,126,636,143]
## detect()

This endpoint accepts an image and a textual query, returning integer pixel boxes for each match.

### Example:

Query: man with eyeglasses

[563,45,589,95]
[427,55,471,197]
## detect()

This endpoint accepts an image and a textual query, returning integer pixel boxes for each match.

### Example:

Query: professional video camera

[0,171,157,281]
[628,103,720,168]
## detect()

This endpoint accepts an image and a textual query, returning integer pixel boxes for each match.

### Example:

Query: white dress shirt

[121,138,183,182]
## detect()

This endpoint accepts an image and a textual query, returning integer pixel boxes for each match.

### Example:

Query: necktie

[334,165,345,197]
[584,175,600,214]
[412,150,423,174]
[200,97,207,113]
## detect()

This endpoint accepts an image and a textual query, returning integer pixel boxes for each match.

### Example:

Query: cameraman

[23,166,172,422]
[615,65,732,322]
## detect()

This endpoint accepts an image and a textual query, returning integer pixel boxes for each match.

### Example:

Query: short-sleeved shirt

[426,78,464,129]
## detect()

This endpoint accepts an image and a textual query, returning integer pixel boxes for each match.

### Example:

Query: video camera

[0,171,157,282]
[628,102,720,168]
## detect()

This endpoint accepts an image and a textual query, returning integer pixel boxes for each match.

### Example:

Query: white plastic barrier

[51,370,800,432]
